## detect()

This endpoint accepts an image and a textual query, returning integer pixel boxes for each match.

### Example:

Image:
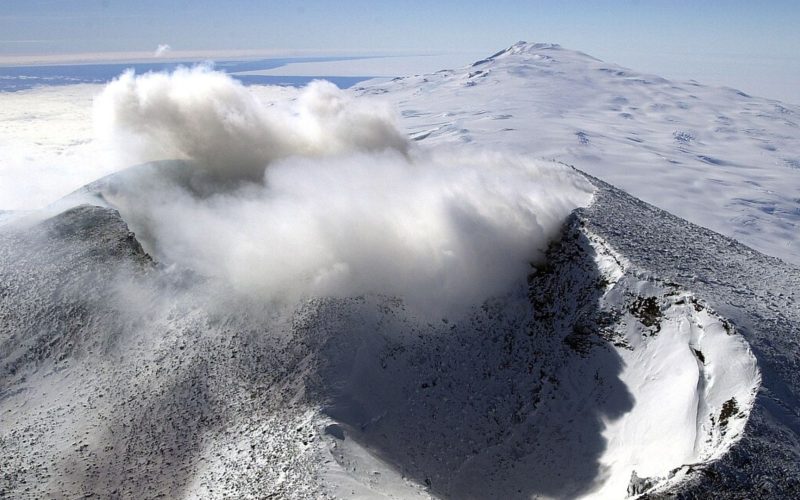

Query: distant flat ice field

[233,53,483,78]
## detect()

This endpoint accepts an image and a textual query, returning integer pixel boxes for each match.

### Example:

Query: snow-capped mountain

[359,41,800,266]
[1,43,799,499]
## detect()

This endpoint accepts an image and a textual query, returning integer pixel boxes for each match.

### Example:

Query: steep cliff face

[1,169,785,499]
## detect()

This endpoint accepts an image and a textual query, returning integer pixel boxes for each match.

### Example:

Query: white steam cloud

[154,44,171,57]
[92,68,593,315]
[94,66,409,180]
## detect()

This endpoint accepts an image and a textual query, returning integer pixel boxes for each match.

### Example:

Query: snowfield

[359,42,800,266]
[1,43,799,499]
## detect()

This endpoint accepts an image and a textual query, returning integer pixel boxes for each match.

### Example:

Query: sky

[0,1,798,102]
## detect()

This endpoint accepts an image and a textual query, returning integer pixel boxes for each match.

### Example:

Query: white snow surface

[360,41,800,265]
[584,232,759,498]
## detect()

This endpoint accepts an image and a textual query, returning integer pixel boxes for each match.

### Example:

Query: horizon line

[0,47,473,67]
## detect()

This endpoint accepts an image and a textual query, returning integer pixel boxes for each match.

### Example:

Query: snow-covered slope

[579,175,800,498]
[3,167,796,498]
[359,42,800,266]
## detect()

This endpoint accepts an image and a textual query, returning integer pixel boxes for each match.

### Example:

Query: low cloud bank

[94,67,593,314]
[0,85,117,211]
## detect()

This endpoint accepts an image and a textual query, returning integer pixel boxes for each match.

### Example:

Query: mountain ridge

[3,163,796,498]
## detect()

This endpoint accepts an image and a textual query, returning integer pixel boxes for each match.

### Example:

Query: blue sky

[0,1,798,102]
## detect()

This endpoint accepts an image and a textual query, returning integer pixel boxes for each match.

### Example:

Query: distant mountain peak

[473,41,598,66]
[509,41,562,51]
